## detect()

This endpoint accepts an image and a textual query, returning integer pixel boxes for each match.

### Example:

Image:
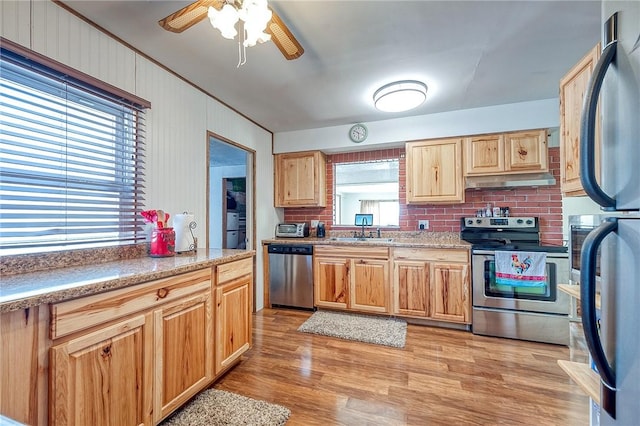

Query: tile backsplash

[284,147,563,245]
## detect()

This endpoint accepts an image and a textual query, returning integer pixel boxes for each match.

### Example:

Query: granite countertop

[0,249,254,313]
[262,231,471,250]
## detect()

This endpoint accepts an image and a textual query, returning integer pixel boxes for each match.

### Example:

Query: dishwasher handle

[267,244,313,255]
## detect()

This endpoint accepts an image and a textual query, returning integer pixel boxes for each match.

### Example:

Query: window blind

[0,47,148,255]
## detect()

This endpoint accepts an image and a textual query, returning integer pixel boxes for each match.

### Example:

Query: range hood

[465,172,556,189]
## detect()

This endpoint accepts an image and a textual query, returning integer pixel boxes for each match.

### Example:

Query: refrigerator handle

[580,218,617,417]
[580,32,617,210]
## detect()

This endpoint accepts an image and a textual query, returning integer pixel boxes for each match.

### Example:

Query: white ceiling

[60,0,602,134]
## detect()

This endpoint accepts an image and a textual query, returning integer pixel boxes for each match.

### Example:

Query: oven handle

[580,218,617,411]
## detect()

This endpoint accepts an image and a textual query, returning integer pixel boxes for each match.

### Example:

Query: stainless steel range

[460,217,570,345]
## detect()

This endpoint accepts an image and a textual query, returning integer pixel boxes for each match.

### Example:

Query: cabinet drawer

[315,245,389,259]
[216,257,253,285]
[50,268,211,340]
[393,247,469,263]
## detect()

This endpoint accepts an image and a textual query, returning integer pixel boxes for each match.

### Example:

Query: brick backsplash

[284,147,563,245]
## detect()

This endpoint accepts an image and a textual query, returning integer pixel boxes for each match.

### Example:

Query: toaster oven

[275,223,309,238]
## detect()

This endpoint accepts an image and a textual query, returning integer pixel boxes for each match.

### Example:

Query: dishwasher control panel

[267,244,313,255]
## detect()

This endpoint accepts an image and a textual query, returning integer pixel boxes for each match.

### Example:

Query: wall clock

[349,123,368,143]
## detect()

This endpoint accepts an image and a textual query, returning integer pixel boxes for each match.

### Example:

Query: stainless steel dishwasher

[267,243,314,310]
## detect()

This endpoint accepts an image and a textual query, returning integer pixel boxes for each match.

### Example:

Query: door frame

[206,132,257,310]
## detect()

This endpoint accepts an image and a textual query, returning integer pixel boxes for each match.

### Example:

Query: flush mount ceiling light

[373,80,428,112]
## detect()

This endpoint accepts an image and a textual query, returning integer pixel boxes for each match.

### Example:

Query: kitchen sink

[329,237,394,242]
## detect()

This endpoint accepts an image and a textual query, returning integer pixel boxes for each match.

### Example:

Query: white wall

[1,0,279,310]
[274,98,560,153]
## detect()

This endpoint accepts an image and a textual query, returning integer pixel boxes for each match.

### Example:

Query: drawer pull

[157,288,169,299]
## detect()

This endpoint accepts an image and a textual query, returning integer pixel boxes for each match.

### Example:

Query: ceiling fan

[158,0,304,60]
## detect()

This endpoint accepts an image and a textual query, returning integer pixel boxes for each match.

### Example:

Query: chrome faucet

[353,227,382,239]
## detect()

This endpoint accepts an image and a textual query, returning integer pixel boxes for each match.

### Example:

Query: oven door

[472,250,570,315]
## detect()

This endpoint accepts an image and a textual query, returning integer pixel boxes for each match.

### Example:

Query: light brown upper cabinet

[274,150,326,207]
[463,133,505,175]
[464,129,548,176]
[406,138,464,204]
[560,43,601,196]
[504,129,548,171]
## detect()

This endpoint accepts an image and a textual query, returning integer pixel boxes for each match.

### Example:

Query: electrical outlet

[418,220,429,230]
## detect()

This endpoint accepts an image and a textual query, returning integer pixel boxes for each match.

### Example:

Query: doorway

[207,134,254,251]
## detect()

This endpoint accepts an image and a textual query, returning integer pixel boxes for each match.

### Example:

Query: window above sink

[333,159,399,227]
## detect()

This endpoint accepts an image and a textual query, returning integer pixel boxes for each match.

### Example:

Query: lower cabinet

[394,259,430,317]
[430,262,469,323]
[350,258,389,313]
[313,245,469,322]
[314,246,390,314]
[314,256,349,310]
[0,306,52,426]
[393,248,471,324]
[214,257,253,375]
[49,269,213,426]
[154,291,213,422]
[0,257,254,426]
[50,314,154,426]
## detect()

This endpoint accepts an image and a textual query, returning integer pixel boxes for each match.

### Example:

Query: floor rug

[297,310,407,348]
[160,388,290,426]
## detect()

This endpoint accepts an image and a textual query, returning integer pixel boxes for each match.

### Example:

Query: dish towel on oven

[495,251,547,287]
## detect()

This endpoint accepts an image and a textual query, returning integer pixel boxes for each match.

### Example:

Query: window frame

[0,39,150,255]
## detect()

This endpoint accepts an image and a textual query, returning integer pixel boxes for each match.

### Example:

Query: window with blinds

[0,47,148,255]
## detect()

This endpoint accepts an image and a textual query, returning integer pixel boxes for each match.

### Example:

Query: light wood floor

[214,308,590,426]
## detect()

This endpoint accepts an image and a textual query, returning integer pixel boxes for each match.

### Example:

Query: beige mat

[297,310,407,348]
[161,388,290,426]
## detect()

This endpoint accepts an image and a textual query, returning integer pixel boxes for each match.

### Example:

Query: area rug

[161,388,290,426]
[297,310,407,348]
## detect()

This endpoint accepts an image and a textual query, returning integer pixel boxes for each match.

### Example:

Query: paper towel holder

[175,212,198,254]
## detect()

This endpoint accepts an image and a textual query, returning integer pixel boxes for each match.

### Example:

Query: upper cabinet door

[464,134,505,175]
[504,129,548,172]
[274,151,326,207]
[559,43,601,196]
[406,138,464,204]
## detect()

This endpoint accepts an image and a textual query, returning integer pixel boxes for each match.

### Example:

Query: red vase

[149,228,175,257]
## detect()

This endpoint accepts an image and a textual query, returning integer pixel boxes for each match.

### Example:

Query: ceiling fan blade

[158,0,223,33]
[267,9,304,60]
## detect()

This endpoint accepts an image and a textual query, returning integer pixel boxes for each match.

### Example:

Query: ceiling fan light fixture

[208,5,239,40]
[242,0,272,47]
[373,80,428,112]
[207,0,272,43]
[158,0,304,61]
